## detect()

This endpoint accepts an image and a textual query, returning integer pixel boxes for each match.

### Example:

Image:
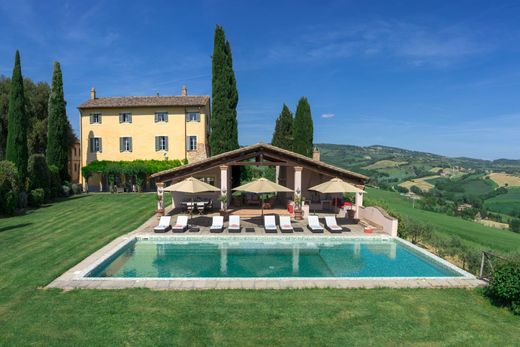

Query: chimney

[181,85,187,96]
[312,146,320,161]
[90,87,96,100]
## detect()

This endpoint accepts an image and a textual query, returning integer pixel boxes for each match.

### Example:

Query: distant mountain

[316,143,520,174]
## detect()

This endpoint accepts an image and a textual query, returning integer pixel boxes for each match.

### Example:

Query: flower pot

[156,208,165,217]
[294,209,303,220]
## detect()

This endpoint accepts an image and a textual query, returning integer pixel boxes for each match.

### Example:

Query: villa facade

[78,86,211,189]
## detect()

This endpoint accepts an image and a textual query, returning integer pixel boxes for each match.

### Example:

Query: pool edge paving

[46,211,487,290]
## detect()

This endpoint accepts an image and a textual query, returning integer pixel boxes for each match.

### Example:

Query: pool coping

[47,213,486,290]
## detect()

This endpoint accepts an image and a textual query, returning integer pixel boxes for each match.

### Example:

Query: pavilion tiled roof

[78,95,209,109]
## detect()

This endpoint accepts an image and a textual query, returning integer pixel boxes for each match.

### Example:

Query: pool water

[88,238,463,278]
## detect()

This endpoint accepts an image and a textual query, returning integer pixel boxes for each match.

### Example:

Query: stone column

[220,165,229,210]
[354,191,364,219]
[294,166,303,200]
[156,182,165,215]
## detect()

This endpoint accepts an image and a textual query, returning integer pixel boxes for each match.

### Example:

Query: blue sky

[1,0,520,160]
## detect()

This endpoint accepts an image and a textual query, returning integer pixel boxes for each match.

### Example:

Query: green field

[485,187,520,215]
[367,188,520,253]
[1,193,519,345]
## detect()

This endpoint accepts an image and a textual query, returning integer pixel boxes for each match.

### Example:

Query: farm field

[0,193,519,346]
[488,172,520,187]
[399,175,438,191]
[366,188,520,253]
[363,160,407,170]
[485,187,520,215]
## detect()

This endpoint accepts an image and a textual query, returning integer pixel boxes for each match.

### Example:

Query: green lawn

[367,188,520,253]
[0,193,519,346]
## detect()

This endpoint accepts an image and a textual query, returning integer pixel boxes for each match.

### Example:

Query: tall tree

[210,25,239,155]
[46,62,69,181]
[5,50,29,184]
[271,104,293,150]
[292,97,314,157]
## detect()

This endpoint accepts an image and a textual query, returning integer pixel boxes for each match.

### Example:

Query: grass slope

[367,188,520,253]
[0,193,519,345]
[485,187,520,215]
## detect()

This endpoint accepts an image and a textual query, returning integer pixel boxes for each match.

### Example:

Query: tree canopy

[271,104,293,150]
[46,62,70,181]
[292,97,314,157]
[210,25,239,155]
[5,50,29,184]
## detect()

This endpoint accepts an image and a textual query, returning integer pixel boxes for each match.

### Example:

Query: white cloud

[321,113,335,119]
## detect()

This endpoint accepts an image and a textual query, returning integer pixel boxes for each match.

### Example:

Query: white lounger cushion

[279,216,293,230]
[172,215,188,229]
[308,215,324,230]
[325,216,342,230]
[210,216,224,229]
[154,216,171,231]
[229,216,240,229]
[264,215,276,229]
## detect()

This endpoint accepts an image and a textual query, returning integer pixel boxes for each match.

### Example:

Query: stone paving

[47,207,487,291]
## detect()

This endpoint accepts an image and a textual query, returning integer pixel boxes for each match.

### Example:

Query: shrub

[486,260,520,315]
[48,165,61,198]
[29,188,45,207]
[0,161,19,215]
[28,154,50,197]
[510,219,520,233]
[71,183,83,195]
[62,185,71,196]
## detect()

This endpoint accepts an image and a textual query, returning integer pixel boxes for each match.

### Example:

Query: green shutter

[98,138,102,152]
[155,136,159,151]
[164,113,168,122]
[119,114,123,123]
[120,137,124,152]
[128,113,132,123]
[165,137,169,151]
[98,114,102,124]
[129,137,133,152]
[90,114,94,124]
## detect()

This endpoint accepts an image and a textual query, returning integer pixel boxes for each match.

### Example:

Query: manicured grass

[0,193,519,345]
[367,188,520,253]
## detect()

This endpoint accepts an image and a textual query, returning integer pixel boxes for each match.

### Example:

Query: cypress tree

[210,25,239,155]
[46,62,70,181]
[271,104,293,150]
[292,97,314,157]
[5,50,28,184]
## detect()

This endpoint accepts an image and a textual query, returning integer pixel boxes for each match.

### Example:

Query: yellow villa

[78,86,210,191]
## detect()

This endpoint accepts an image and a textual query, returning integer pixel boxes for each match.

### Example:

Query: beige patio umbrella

[308,177,365,214]
[164,177,220,223]
[232,177,293,215]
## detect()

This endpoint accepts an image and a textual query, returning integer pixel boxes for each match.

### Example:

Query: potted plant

[218,193,229,218]
[155,192,164,216]
[293,193,304,220]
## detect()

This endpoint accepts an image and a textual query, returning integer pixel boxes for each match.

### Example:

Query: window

[155,136,168,151]
[89,137,102,152]
[119,112,132,123]
[198,176,215,186]
[90,113,101,124]
[186,112,200,122]
[120,137,132,152]
[187,136,197,151]
[155,112,168,123]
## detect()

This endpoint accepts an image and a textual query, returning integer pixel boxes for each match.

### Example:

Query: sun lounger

[171,215,188,233]
[264,215,277,233]
[279,216,294,233]
[228,215,241,233]
[154,216,171,233]
[210,216,224,233]
[325,216,343,233]
[307,215,324,233]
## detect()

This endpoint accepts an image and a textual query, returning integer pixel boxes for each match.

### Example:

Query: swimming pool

[87,237,465,278]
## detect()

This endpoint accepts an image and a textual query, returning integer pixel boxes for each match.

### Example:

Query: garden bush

[28,154,50,197]
[0,161,19,215]
[48,165,61,198]
[28,188,45,207]
[486,260,520,315]
[71,183,83,195]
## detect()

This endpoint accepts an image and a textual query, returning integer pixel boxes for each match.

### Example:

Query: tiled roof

[78,95,209,109]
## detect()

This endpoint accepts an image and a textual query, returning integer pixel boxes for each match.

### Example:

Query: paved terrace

[47,207,486,291]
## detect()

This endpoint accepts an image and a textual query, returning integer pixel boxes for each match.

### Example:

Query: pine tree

[292,97,314,157]
[46,62,70,181]
[5,50,28,184]
[271,104,293,150]
[210,25,239,155]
